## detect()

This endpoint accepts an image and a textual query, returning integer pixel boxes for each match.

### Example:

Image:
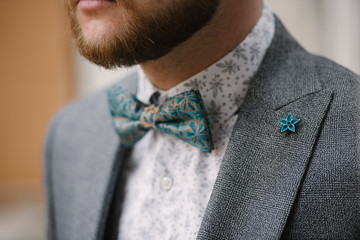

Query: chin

[81,19,118,43]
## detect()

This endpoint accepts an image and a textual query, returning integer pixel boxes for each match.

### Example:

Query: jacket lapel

[94,73,138,240]
[197,17,333,239]
[49,89,123,240]
[51,73,138,240]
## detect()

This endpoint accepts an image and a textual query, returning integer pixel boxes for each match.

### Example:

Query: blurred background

[0,0,359,239]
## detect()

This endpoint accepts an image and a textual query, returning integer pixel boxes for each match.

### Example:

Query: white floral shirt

[118,3,275,240]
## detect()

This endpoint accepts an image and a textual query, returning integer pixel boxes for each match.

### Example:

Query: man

[44,0,360,239]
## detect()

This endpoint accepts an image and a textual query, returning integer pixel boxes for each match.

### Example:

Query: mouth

[76,0,117,10]
[75,0,116,3]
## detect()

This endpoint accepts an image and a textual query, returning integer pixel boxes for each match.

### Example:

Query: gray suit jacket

[44,17,360,239]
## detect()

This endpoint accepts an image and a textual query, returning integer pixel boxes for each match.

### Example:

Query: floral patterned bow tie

[107,85,214,153]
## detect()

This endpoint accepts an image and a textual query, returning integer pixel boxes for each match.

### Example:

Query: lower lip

[77,0,117,11]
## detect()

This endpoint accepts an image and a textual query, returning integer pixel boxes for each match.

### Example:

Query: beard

[66,0,219,69]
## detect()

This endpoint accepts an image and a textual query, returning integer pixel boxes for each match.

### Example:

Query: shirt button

[160,176,173,191]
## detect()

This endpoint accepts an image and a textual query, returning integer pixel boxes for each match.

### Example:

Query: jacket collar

[196,16,333,239]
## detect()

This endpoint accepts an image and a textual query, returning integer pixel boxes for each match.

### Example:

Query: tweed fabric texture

[196,17,360,240]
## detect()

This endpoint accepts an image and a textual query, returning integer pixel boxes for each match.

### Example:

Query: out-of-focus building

[0,0,72,239]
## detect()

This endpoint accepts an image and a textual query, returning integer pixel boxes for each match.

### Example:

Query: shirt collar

[137,3,275,130]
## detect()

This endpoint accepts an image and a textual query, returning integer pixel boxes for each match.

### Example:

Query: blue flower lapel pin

[279,113,300,133]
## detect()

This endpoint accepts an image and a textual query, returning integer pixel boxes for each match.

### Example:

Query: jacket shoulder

[312,54,359,90]
[44,71,138,158]
[44,89,109,157]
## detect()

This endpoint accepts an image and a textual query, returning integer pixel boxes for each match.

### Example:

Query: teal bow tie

[107,85,214,153]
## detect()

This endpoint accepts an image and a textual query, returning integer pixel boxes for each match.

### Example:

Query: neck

[140,0,263,90]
